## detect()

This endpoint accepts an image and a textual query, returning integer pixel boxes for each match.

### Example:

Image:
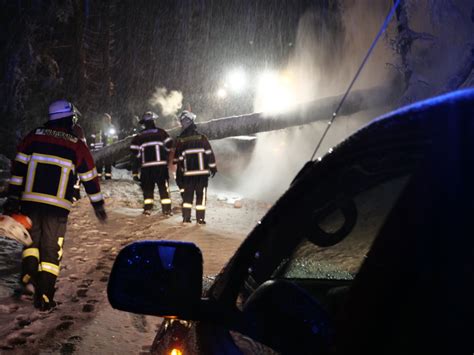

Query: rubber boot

[162,203,172,216]
[182,208,192,223]
[35,272,57,311]
[143,206,152,216]
[196,210,206,224]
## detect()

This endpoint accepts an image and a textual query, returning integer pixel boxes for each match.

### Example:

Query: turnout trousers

[97,161,112,179]
[140,167,171,214]
[21,210,67,306]
[181,176,208,223]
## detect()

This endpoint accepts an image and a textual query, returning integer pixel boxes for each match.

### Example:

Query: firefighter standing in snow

[72,123,86,201]
[130,111,173,216]
[3,99,107,311]
[174,111,217,224]
[90,113,118,179]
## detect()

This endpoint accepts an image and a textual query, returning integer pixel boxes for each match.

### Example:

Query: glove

[93,204,108,223]
[210,168,217,178]
[2,197,20,215]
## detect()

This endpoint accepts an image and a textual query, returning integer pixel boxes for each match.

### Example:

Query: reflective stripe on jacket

[130,128,172,174]
[8,127,104,215]
[174,127,216,177]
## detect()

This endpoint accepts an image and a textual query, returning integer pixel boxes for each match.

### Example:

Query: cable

[310,0,401,161]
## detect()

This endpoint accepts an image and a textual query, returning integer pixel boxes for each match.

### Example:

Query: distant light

[108,128,116,135]
[216,88,227,99]
[258,70,279,92]
[170,349,183,355]
[255,70,297,113]
[226,68,246,93]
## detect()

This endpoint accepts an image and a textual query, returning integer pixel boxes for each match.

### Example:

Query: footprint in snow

[82,303,94,313]
[7,335,27,346]
[16,317,32,327]
[56,320,74,331]
[76,289,88,298]
[19,330,34,338]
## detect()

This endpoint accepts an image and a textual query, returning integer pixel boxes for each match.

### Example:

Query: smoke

[228,109,385,202]
[148,87,183,116]
[232,1,396,202]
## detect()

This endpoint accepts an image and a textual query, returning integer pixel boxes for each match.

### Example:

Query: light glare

[255,70,297,113]
[216,88,227,99]
[227,68,246,93]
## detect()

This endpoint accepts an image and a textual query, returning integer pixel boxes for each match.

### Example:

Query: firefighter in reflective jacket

[173,111,217,224]
[90,113,118,179]
[3,99,107,311]
[72,123,86,201]
[130,111,173,216]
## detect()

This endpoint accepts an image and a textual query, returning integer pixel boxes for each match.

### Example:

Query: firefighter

[130,111,173,216]
[72,123,86,201]
[173,110,217,224]
[3,99,107,311]
[92,113,118,179]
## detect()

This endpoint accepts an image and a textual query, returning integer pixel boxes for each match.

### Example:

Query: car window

[274,175,410,280]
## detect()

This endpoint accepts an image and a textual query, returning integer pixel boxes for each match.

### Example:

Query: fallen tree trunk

[92,85,399,166]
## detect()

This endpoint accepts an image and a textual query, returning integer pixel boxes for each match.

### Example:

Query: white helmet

[139,111,158,124]
[48,99,80,121]
[103,113,112,122]
[179,110,196,123]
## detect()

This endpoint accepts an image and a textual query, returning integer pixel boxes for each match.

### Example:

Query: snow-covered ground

[0,169,269,353]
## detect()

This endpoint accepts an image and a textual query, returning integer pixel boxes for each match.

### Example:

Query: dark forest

[1,0,473,159]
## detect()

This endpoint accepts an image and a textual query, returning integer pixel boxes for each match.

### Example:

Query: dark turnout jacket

[8,124,104,217]
[173,124,217,183]
[130,127,173,176]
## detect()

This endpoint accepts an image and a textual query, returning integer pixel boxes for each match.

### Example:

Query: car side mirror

[107,241,203,319]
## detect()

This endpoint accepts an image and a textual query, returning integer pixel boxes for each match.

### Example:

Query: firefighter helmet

[103,113,112,123]
[179,110,196,129]
[48,99,80,121]
[139,111,158,124]
[179,110,196,123]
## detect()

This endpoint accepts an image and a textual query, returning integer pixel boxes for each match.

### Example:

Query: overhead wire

[310,0,401,161]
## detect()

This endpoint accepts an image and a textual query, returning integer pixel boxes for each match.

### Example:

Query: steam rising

[149,87,183,116]
[231,1,395,202]
[254,1,394,114]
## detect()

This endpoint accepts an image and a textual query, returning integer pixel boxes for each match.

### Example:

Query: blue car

[108,88,474,355]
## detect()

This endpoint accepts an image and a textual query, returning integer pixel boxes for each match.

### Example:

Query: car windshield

[274,175,410,280]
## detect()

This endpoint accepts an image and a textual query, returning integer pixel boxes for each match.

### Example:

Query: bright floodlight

[226,68,246,93]
[216,88,227,99]
[108,128,116,135]
[258,71,279,93]
[255,70,296,113]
